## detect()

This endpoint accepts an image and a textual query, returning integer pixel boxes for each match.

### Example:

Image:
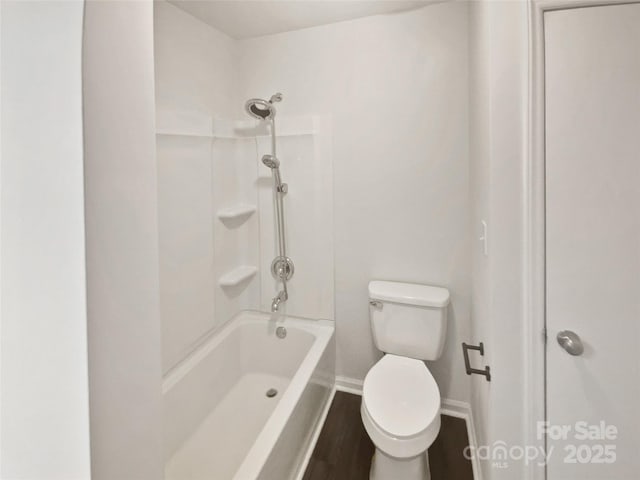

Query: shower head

[262,154,280,169]
[244,93,283,120]
[245,99,274,120]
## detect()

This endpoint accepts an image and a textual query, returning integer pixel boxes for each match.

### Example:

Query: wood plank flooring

[302,391,474,480]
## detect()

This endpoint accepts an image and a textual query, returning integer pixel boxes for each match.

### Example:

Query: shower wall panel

[154,1,259,372]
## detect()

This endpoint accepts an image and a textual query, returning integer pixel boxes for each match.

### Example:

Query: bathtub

[163,310,335,480]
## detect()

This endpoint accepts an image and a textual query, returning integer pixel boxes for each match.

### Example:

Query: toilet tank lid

[368,281,450,308]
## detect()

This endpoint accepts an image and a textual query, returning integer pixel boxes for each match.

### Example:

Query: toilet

[361,280,450,480]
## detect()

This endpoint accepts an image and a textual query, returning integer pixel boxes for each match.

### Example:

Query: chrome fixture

[245,93,294,313]
[266,388,278,398]
[271,290,288,313]
[271,256,294,281]
[244,93,282,121]
[261,154,280,169]
[276,326,287,339]
[557,330,584,356]
[261,154,287,193]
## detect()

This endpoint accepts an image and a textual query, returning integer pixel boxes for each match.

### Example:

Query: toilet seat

[361,354,441,458]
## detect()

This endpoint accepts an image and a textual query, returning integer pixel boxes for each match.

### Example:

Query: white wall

[154,0,237,118]
[468,1,530,478]
[0,1,91,478]
[239,2,471,402]
[83,1,163,478]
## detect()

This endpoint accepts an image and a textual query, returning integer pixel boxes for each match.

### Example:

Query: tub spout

[271,290,288,312]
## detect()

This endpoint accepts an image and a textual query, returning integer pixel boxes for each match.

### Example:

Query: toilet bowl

[361,281,450,480]
[361,354,441,480]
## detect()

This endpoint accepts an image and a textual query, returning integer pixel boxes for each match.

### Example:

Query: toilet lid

[363,354,440,438]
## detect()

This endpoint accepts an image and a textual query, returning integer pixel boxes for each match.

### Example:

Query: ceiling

[168,0,438,39]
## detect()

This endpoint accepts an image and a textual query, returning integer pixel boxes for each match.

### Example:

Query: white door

[545,4,640,479]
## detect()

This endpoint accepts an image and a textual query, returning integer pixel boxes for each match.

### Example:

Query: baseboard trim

[293,386,336,480]
[336,375,363,395]
[441,398,482,480]
[335,375,364,395]
[333,376,481,480]
[440,398,470,418]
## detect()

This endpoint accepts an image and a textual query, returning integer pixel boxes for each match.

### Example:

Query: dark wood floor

[302,392,474,480]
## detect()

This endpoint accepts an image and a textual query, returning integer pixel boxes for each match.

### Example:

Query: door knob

[557,330,584,356]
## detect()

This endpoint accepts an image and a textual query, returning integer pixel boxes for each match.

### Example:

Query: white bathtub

[163,310,335,480]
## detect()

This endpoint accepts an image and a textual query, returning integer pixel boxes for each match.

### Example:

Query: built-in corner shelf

[217,204,256,222]
[219,266,257,288]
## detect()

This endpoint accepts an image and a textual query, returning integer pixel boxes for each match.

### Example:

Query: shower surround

[154,2,336,477]
[155,1,335,375]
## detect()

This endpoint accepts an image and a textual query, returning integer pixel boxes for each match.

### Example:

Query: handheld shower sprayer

[261,154,280,169]
[262,155,285,193]
[262,155,288,194]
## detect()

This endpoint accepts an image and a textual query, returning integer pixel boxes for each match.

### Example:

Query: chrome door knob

[557,330,584,356]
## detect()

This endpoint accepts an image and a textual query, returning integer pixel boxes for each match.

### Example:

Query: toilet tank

[368,281,450,361]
